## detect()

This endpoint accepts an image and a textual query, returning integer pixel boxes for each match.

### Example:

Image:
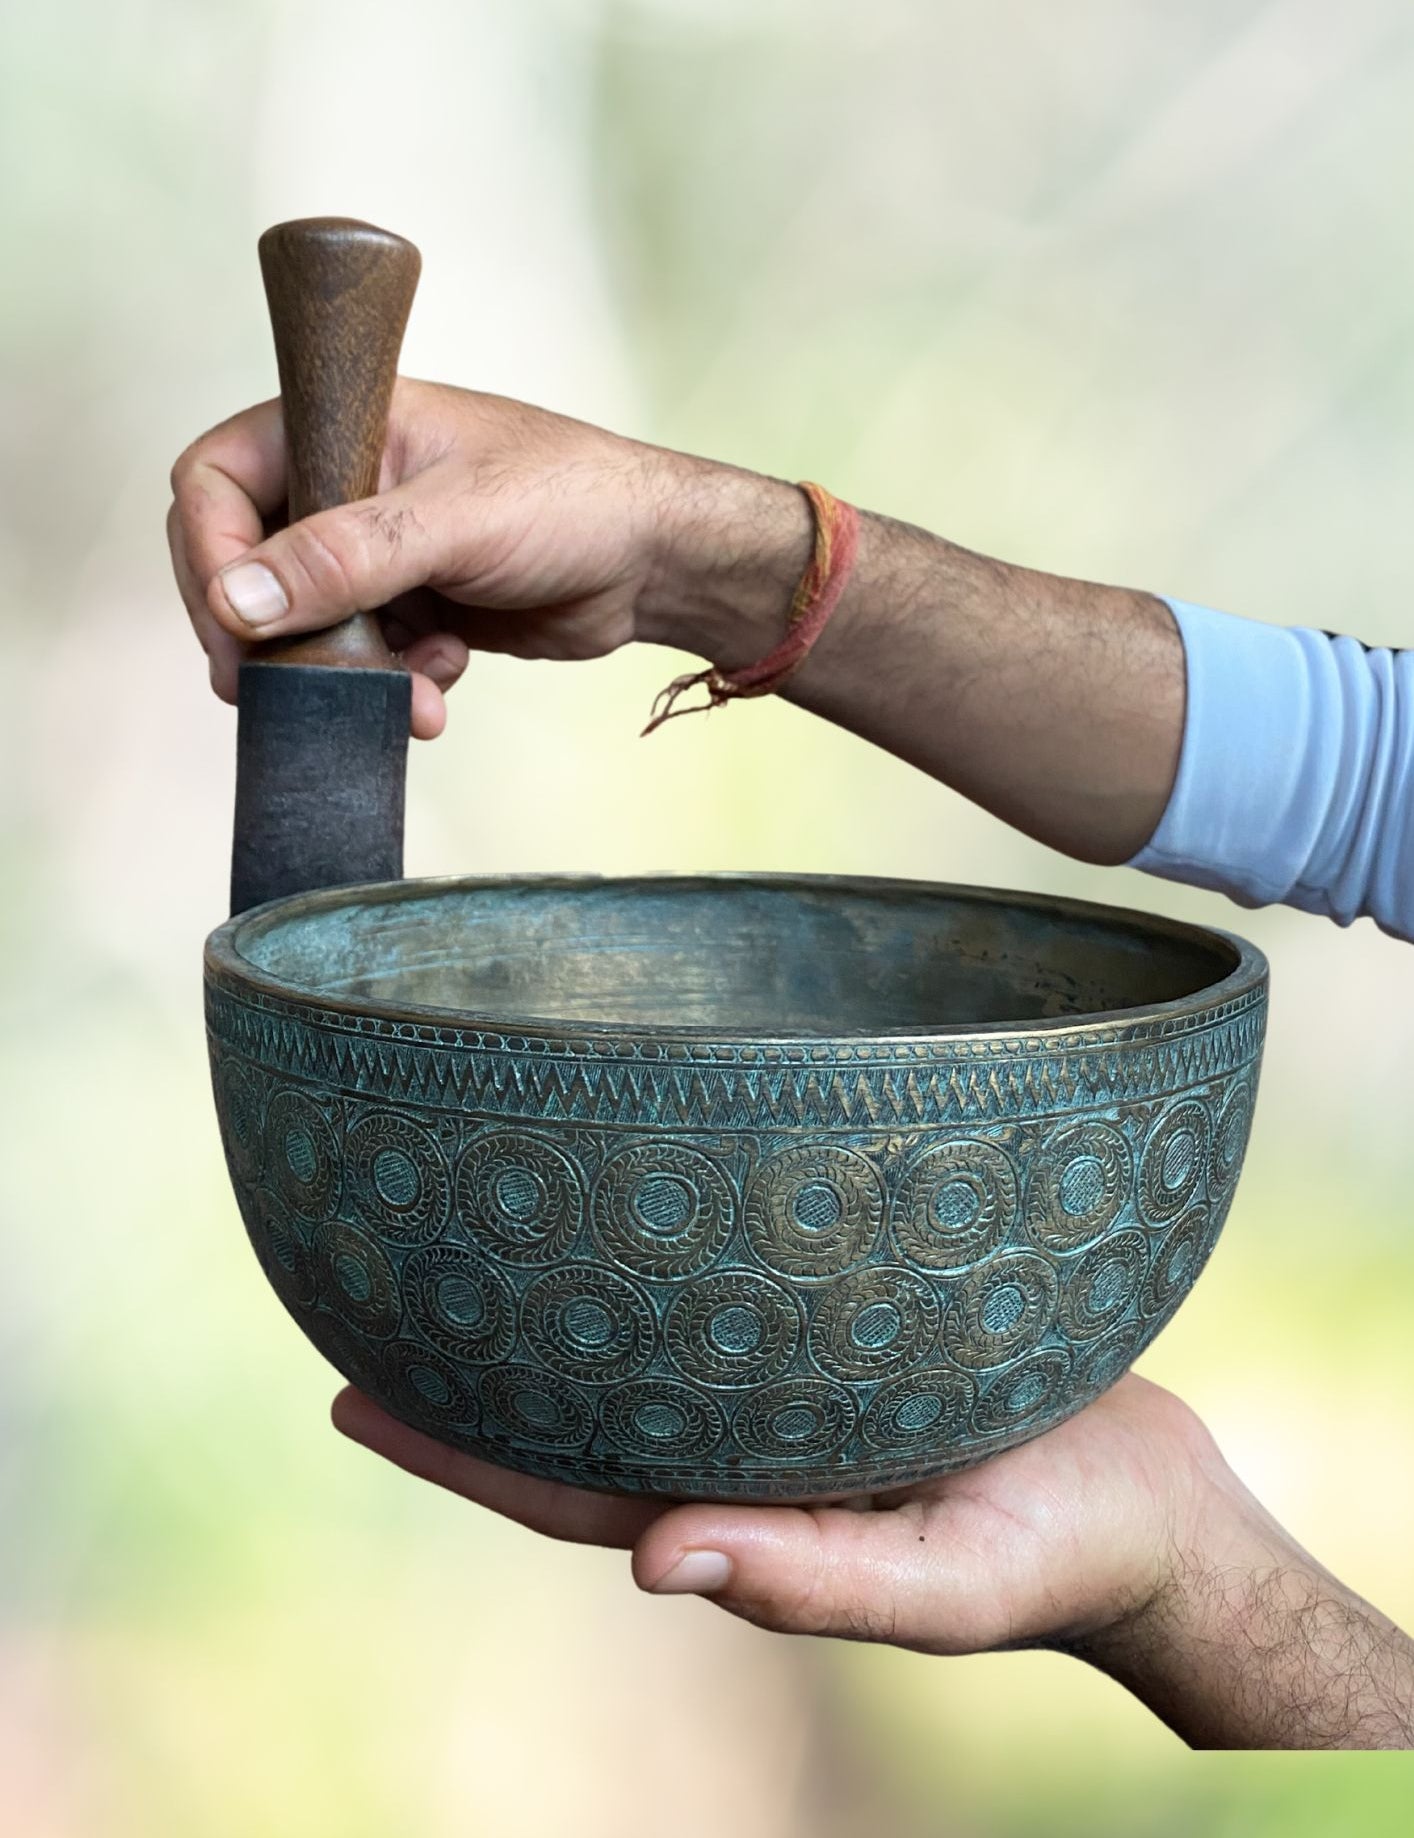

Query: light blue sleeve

[1128,598,1414,944]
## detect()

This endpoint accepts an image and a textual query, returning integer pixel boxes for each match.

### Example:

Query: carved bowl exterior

[205,875,1266,1501]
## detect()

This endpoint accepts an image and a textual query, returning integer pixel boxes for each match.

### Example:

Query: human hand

[332,1374,1227,1654]
[331,1373,1414,1747]
[167,380,806,739]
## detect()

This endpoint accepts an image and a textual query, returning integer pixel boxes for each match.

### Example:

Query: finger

[170,401,286,703]
[409,671,448,741]
[401,630,471,696]
[171,398,287,586]
[383,608,464,737]
[632,1500,960,1644]
[404,629,469,740]
[331,1388,664,1549]
[205,481,449,644]
[167,499,244,704]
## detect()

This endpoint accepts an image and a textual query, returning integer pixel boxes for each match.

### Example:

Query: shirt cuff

[1127,597,1411,932]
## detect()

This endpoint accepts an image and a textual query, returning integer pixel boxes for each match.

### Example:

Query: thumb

[207,485,442,642]
[631,1501,974,1648]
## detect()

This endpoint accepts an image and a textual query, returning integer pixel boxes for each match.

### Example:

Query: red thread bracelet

[642,481,860,736]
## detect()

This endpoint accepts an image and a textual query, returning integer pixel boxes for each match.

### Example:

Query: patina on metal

[206,873,1267,1502]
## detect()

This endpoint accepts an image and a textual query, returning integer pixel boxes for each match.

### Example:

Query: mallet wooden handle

[256,216,421,669]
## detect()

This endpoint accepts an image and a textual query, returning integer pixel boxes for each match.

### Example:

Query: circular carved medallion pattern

[1024,1122,1132,1253]
[971,1349,1072,1438]
[665,1270,802,1388]
[1142,1204,1214,1321]
[404,1243,517,1366]
[600,1377,727,1463]
[264,1089,341,1221]
[806,1265,941,1383]
[521,1263,657,1385]
[1057,1229,1150,1341]
[860,1367,976,1456]
[1139,1101,1211,1225]
[456,1131,585,1267]
[312,1218,401,1340]
[304,1309,387,1394]
[594,1143,737,1281]
[381,1340,478,1427]
[891,1139,1018,1271]
[348,1110,451,1244]
[480,1363,595,1451]
[1073,1320,1147,1398]
[247,1190,316,1312]
[745,1146,884,1280]
[943,1251,1059,1370]
[217,1061,264,1183]
[1209,1078,1253,1205]
[214,967,1257,1497]
[732,1377,858,1464]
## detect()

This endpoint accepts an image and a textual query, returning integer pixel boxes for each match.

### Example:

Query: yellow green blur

[4,0,1414,1830]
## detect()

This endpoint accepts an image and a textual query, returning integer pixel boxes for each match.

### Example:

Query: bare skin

[169,381,1412,1749]
[168,380,1182,862]
[330,1375,1414,1752]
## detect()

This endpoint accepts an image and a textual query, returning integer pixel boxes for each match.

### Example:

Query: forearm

[640,464,1184,864]
[1072,1501,1414,1750]
[183,383,1414,930]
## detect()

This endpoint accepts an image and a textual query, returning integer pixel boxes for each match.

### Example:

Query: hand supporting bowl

[206,874,1266,1501]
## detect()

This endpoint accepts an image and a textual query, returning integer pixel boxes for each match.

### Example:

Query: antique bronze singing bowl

[206,874,1266,1501]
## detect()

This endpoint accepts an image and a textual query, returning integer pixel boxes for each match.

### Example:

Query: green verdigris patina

[206,874,1265,1501]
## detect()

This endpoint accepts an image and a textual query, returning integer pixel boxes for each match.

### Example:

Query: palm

[333,1374,1209,1656]
[852,1378,1195,1652]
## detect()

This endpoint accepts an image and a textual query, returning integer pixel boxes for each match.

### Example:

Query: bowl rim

[204,871,1268,1046]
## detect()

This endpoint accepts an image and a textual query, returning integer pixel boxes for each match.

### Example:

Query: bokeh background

[5,0,1414,1827]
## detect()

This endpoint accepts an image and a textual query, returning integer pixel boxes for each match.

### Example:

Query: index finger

[330,1388,666,1550]
[170,397,287,587]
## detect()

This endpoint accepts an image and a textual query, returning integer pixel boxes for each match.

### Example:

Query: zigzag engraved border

[206,975,1266,1132]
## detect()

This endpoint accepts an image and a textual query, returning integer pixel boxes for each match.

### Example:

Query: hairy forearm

[1073,1519,1414,1750]
[639,463,1184,864]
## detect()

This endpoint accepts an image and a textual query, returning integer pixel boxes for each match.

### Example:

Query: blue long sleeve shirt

[1129,599,1414,943]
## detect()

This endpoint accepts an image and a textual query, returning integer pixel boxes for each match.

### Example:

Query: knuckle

[358,500,422,555]
[741,1523,841,1639]
[169,437,212,499]
[769,1520,899,1644]
[834,1594,900,1644]
[280,512,368,608]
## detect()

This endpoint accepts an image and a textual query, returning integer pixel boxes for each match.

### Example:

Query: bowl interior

[229,877,1242,1035]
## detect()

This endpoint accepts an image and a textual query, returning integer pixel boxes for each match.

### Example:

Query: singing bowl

[205,874,1266,1501]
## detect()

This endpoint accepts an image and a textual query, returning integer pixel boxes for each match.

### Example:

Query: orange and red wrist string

[642,481,860,737]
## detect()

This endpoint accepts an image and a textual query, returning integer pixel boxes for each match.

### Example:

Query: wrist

[1071,1469,1286,1668]
[634,454,813,668]
[1069,1466,1413,1749]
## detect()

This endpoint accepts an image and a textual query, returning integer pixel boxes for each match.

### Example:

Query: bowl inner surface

[229,878,1243,1035]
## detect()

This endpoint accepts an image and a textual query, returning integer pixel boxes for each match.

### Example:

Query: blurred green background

[4,0,1414,1827]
